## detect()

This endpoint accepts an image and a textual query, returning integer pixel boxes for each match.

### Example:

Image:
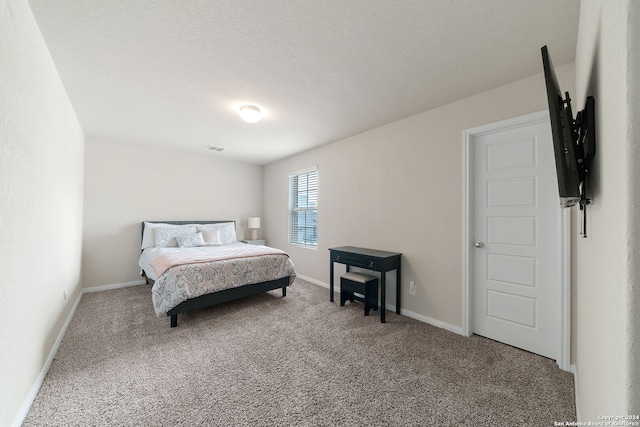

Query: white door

[472,118,561,360]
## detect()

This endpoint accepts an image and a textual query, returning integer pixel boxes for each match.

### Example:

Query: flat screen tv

[541,45,595,209]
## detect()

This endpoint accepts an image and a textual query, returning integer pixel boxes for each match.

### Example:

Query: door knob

[474,241,485,248]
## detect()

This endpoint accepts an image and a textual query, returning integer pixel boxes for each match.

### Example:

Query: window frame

[288,166,318,249]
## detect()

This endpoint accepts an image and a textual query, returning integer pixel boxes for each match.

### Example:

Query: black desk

[329,246,402,323]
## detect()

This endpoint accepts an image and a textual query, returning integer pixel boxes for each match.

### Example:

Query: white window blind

[289,167,318,248]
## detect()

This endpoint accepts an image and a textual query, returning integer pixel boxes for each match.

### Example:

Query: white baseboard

[398,306,465,335]
[82,279,146,293]
[11,291,82,427]
[571,364,581,421]
[296,274,464,335]
[296,274,329,289]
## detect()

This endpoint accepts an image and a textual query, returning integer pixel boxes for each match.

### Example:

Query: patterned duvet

[142,242,296,316]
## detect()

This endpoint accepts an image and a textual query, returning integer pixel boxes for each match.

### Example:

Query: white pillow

[201,229,222,246]
[176,232,205,248]
[154,226,197,247]
[196,222,236,245]
[142,222,179,249]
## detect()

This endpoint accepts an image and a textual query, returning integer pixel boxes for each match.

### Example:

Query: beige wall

[573,0,639,419]
[264,63,574,329]
[0,1,85,425]
[82,137,264,289]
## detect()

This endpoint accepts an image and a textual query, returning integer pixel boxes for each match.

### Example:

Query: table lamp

[248,217,260,240]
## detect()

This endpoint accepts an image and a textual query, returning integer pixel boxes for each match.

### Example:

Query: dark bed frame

[141,221,289,327]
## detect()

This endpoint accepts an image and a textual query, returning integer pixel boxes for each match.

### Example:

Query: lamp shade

[248,217,261,229]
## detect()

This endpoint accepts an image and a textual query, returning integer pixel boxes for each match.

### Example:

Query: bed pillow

[196,222,236,245]
[201,229,222,246]
[176,232,205,248]
[141,222,180,249]
[154,226,197,248]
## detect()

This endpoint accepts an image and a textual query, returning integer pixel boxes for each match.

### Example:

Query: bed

[139,220,296,327]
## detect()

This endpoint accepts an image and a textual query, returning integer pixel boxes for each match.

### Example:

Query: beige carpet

[24,279,575,426]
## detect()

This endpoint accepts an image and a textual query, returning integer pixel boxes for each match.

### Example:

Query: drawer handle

[369,261,374,268]
[336,256,340,261]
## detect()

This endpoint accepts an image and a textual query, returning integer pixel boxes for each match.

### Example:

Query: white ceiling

[28,0,580,165]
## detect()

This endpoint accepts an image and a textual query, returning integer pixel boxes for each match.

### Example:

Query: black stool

[340,272,379,316]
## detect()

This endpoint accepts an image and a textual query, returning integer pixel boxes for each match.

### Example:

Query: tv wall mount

[564,92,595,237]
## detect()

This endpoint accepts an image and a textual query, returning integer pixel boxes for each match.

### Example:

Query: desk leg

[380,272,386,323]
[330,261,334,302]
[396,266,401,315]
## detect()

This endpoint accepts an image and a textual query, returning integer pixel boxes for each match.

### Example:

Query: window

[289,167,318,248]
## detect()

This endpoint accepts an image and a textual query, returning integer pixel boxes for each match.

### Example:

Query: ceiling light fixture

[239,105,261,123]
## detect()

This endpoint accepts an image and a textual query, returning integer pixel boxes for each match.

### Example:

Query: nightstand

[241,239,266,246]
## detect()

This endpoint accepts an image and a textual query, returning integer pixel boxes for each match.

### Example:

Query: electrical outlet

[409,281,416,295]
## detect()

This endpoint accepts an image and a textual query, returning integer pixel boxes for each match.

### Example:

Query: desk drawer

[332,252,379,270]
